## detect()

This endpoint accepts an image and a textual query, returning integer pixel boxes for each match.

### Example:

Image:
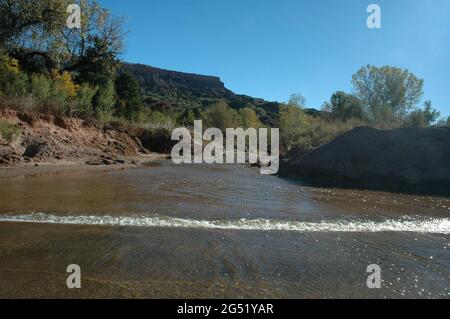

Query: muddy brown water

[0,161,449,298]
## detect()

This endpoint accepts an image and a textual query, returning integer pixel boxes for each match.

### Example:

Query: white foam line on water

[0,213,449,234]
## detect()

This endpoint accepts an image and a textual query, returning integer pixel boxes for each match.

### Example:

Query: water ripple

[0,213,449,234]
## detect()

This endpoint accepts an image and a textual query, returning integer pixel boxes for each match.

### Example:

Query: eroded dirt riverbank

[0,109,171,169]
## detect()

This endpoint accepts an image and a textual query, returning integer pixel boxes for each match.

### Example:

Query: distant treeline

[278,65,449,151]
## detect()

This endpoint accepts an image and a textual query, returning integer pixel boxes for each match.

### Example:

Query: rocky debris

[22,140,47,158]
[16,112,35,126]
[54,116,70,129]
[0,154,22,166]
[279,127,450,195]
[85,155,128,166]
[133,136,149,154]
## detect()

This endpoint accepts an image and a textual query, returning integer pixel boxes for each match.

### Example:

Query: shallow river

[0,162,449,298]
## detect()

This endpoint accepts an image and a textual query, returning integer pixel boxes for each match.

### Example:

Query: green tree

[74,84,97,116]
[93,79,115,122]
[0,56,28,98]
[421,100,441,125]
[178,108,201,127]
[202,101,238,131]
[288,93,307,108]
[1,0,124,76]
[30,74,51,105]
[279,104,310,150]
[238,108,262,129]
[328,91,364,120]
[115,72,143,121]
[73,38,121,86]
[352,65,424,123]
[406,101,441,128]
[60,0,125,72]
[0,0,66,50]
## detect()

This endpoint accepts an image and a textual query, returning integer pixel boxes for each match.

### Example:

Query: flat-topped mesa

[122,63,236,98]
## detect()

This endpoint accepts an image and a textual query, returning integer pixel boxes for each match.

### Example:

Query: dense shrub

[202,101,238,131]
[0,55,28,98]
[93,80,116,122]
[323,91,365,121]
[404,101,441,128]
[73,84,97,117]
[279,104,310,150]
[280,103,365,151]
[238,108,263,129]
[115,72,143,121]
[28,72,69,115]
[138,110,176,130]
[29,74,50,100]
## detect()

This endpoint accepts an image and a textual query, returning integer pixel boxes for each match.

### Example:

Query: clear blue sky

[100,0,450,117]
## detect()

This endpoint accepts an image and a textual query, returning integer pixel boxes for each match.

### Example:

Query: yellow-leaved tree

[51,70,79,99]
